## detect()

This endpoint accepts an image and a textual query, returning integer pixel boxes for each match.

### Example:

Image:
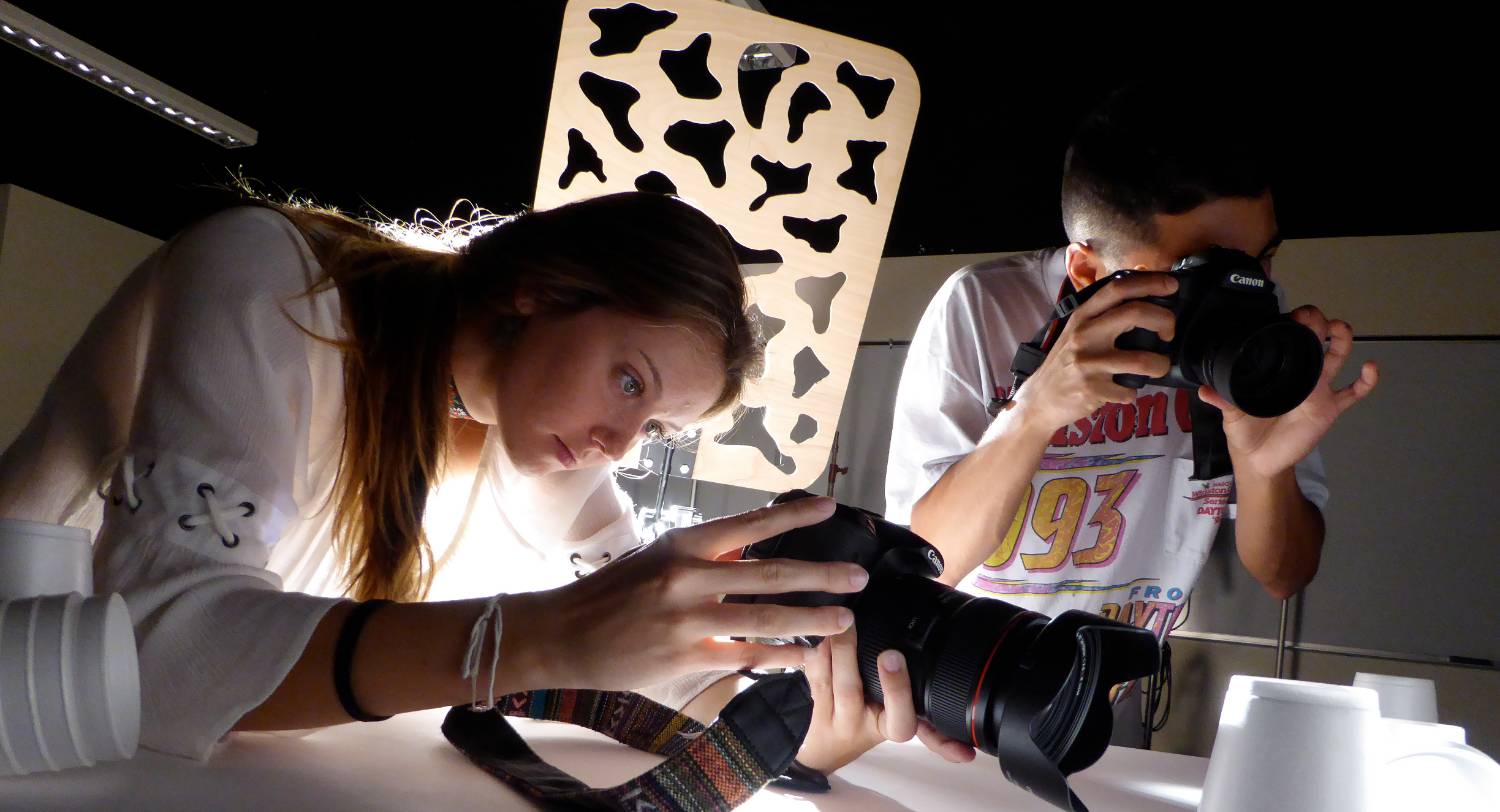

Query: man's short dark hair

[1061,82,1271,259]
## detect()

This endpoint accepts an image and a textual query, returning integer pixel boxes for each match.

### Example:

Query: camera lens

[1207,318,1324,417]
[847,574,1158,811]
[735,496,1162,812]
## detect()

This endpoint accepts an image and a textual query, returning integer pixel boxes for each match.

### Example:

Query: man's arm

[911,400,1055,586]
[1200,306,1377,600]
[906,273,1181,584]
[1229,467,1325,599]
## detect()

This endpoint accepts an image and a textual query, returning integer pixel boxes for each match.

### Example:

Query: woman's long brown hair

[265,192,759,601]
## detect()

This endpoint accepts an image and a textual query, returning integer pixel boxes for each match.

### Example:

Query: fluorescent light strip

[0,2,256,148]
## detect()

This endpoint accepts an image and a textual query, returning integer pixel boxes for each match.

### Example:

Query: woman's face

[451,306,728,476]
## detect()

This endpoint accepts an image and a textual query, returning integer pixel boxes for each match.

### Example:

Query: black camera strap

[441,672,813,811]
[992,282,1085,416]
[1188,394,1233,481]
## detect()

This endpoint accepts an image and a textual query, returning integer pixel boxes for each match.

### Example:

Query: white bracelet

[461,593,505,711]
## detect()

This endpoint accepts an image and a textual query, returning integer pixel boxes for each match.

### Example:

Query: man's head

[1060,82,1281,289]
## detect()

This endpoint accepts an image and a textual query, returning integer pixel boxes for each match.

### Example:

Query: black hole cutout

[589,4,677,56]
[714,405,796,475]
[664,119,735,187]
[737,43,809,129]
[659,33,720,99]
[560,129,606,188]
[634,171,677,195]
[723,230,782,277]
[724,230,784,266]
[749,155,811,211]
[795,272,847,334]
[783,214,847,253]
[836,140,886,204]
[787,82,831,143]
[790,414,818,444]
[792,347,830,398]
[580,72,644,152]
[748,303,786,344]
[836,61,895,119]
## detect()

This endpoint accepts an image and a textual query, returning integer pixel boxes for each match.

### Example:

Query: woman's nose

[590,426,631,462]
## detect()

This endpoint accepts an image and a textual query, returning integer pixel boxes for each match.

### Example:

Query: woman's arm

[235,497,868,731]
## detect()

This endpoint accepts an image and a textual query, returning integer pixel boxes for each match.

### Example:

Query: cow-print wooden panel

[537,0,920,492]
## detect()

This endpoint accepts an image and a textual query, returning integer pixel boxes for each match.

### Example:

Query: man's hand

[1199,305,1379,477]
[1011,272,1180,432]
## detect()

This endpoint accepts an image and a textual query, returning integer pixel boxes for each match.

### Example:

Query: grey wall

[0,184,160,448]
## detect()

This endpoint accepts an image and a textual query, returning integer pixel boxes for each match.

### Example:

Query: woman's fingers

[689,558,869,598]
[917,720,977,763]
[694,638,807,673]
[671,496,836,560]
[874,650,917,742]
[699,602,853,640]
[829,625,866,710]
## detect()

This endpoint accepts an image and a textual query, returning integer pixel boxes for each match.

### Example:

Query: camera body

[728,492,1160,812]
[1081,246,1323,418]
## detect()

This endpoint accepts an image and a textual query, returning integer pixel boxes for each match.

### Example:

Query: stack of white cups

[0,518,140,777]
[1200,673,1500,811]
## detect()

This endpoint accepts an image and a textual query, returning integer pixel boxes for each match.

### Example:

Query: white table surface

[0,707,1208,811]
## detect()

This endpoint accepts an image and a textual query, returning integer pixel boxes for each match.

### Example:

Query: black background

[3,2,1495,255]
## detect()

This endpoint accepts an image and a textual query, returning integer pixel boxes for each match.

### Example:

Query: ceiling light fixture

[0,2,256,148]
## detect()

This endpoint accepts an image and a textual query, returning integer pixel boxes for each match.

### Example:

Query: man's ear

[1065,242,1108,290]
[514,288,537,316]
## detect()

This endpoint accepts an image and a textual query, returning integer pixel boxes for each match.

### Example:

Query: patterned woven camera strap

[442,672,813,811]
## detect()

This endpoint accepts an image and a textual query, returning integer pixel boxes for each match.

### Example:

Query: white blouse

[0,207,646,759]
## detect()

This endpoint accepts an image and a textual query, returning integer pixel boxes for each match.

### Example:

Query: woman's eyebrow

[639,349,687,436]
[638,349,662,395]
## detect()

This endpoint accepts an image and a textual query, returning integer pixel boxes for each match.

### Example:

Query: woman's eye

[619,370,643,397]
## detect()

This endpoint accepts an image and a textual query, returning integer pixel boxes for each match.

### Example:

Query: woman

[0,190,967,776]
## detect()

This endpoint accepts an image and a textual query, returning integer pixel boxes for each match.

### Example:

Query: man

[885,82,1379,742]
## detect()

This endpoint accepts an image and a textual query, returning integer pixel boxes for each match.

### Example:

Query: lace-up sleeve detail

[90,207,345,760]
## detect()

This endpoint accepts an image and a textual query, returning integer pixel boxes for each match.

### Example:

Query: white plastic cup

[0,593,139,777]
[1202,676,1500,812]
[0,518,92,600]
[1376,718,1500,811]
[1353,672,1440,723]
[1201,676,1382,812]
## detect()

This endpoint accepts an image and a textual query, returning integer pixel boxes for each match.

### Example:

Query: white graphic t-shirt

[884,249,1329,640]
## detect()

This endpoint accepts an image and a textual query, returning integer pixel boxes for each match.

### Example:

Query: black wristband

[772,759,830,793]
[334,599,394,722]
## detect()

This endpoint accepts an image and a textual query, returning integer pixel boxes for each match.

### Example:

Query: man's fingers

[1320,319,1356,382]
[1085,300,1177,346]
[1335,361,1379,413]
[1074,272,1179,321]
[1289,304,1332,343]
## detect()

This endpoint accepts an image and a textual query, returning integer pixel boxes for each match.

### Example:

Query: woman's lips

[553,435,578,469]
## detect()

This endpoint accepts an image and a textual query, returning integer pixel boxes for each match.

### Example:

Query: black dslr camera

[1005,246,1326,479]
[1012,246,1325,419]
[728,491,1160,812]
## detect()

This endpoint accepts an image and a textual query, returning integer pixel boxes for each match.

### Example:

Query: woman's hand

[509,496,871,691]
[796,623,976,774]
